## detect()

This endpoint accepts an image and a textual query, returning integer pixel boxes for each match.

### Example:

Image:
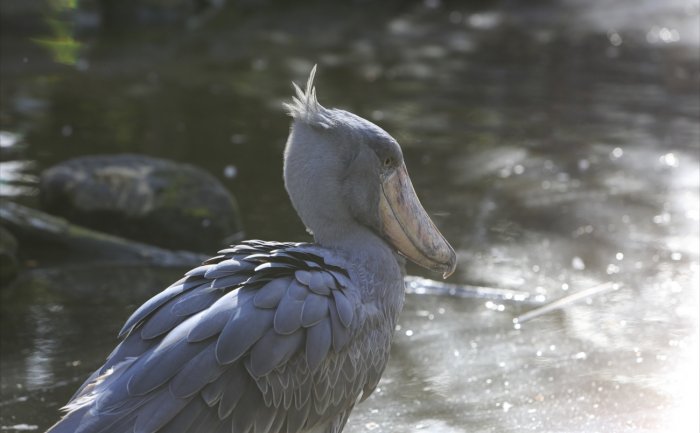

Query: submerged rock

[40,154,243,252]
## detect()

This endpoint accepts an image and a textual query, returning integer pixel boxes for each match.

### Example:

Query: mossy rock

[40,154,243,252]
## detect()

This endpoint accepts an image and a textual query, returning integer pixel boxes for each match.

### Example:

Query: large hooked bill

[378,163,457,278]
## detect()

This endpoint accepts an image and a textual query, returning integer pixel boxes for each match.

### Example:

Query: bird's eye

[383,157,394,167]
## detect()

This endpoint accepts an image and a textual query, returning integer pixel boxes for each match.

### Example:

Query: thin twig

[405,276,540,305]
[513,282,620,327]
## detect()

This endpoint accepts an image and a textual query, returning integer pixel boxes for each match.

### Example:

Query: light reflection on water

[24,306,58,391]
[0,0,698,431]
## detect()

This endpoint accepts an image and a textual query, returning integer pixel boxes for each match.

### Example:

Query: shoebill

[48,66,456,433]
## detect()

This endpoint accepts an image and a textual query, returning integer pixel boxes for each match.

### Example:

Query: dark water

[1,0,698,432]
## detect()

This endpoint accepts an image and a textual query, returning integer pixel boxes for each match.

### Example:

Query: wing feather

[158,398,207,433]
[187,289,253,343]
[273,294,305,335]
[203,259,244,279]
[331,291,353,328]
[49,240,379,433]
[305,319,332,373]
[253,277,292,309]
[300,293,328,327]
[216,363,248,419]
[118,278,204,338]
[249,328,304,377]
[169,343,225,399]
[328,300,351,353]
[171,289,220,316]
[287,397,311,433]
[287,279,309,300]
[229,376,265,432]
[133,390,189,433]
[215,306,275,364]
[308,272,330,295]
[128,324,210,395]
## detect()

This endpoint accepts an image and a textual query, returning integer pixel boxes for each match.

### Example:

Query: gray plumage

[49,241,400,433]
[48,66,456,433]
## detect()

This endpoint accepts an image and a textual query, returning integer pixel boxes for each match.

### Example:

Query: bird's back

[48,240,400,433]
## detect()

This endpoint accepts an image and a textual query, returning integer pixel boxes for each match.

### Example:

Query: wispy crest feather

[284,65,332,127]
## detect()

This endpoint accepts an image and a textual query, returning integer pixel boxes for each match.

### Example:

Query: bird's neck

[315,220,405,313]
[314,218,393,265]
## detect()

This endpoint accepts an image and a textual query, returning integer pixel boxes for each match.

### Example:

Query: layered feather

[48,240,391,433]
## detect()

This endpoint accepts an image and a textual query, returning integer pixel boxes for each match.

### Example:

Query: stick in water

[513,282,620,328]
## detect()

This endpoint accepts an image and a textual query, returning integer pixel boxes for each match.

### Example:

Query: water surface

[1,0,698,431]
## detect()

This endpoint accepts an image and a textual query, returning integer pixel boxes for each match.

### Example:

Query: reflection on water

[32,4,83,68]
[24,306,58,391]
[0,0,698,431]
[0,160,38,197]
